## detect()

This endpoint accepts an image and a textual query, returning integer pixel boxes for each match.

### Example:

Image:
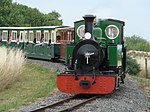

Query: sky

[14,0,150,40]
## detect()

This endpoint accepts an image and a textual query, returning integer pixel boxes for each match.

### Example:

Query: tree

[26,7,43,26]
[42,11,62,26]
[125,35,150,52]
[6,3,25,26]
[0,2,63,27]
[0,0,13,26]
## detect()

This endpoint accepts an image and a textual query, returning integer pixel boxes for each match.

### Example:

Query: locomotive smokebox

[83,15,96,40]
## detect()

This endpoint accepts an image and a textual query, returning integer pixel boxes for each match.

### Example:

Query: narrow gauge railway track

[30,94,99,112]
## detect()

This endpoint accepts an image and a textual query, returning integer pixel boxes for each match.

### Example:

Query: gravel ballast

[17,59,150,112]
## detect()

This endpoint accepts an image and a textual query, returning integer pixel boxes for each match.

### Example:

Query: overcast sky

[15,0,150,40]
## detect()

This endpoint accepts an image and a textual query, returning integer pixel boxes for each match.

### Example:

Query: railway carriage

[57,15,126,94]
[0,26,74,60]
[0,27,26,49]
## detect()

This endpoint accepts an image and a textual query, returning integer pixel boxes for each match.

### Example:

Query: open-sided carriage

[0,26,74,61]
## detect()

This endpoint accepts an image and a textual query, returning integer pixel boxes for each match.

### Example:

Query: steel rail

[30,94,99,112]
[58,95,99,112]
[30,95,78,112]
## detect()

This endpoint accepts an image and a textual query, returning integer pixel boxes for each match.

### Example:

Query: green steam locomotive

[57,15,126,94]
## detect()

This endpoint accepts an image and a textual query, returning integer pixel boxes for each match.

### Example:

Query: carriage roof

[0,26,70,30]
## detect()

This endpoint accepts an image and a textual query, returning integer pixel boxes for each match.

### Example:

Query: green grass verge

[0,63,57,112]
[128,75,150,97]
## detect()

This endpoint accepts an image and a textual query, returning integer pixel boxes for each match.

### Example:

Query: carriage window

[71,31,74,41]
[51,30,55,43]
[70,32,73,41]
[56,31,61,43]
[44,31,49,42]
[67,32,71,41]
[0,31,2,41]
[2,31,8,40]
[63,31,66,40]
[20,31,24,41]
[12,31,17,41]
[22,31,28,42]
[29,31,34,42]
[36,30,41,42]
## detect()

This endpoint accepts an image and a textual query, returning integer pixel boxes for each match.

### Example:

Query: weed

[0,46,25,91]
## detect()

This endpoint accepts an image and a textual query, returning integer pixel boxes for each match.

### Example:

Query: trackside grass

[0,63,57,112]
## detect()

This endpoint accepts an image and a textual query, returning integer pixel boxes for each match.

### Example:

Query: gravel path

[26,59,65,73]
[17,59,150,112]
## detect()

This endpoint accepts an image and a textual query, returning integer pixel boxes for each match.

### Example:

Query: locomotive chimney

[83,15,96,40]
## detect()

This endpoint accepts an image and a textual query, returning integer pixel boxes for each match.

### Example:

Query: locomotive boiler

[57,15,126,94]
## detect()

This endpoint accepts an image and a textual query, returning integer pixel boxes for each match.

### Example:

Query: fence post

[145,58,148,78]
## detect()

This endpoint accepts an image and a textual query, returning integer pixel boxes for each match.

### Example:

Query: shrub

[0,46,25,91]
[126,56,140,75]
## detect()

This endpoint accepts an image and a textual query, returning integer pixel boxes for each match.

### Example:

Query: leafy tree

[6,3,25,26]
[125,35,150,52]
[0,0,13,26]
[42,11,62,26]
[27,8,43,26]
[0,1,62,27]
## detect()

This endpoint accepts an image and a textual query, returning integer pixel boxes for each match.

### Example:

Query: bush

[126,56,140,75]
[0,47,25,91]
